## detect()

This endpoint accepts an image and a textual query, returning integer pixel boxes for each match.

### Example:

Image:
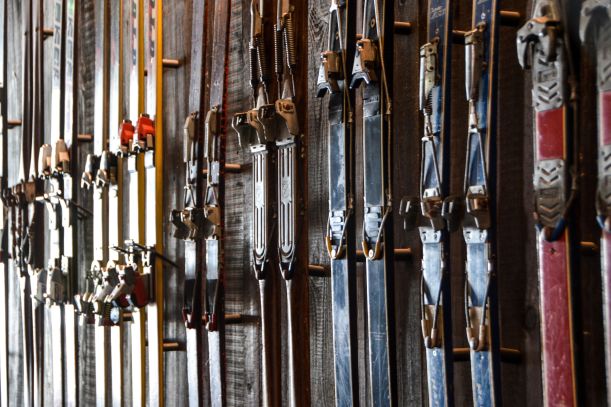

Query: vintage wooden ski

[350,0,396,405]
[232,0,283,405]
[316,1,359,406]
[0,0,8,403]
[12,0,35,403]
[170,0,209,404]
[274,0,311,404]
[80,0,111,405]
[28,0,46,404]
[581,2,611,405]
[95,1,126,405]
[201,1,231,405]
[400,0,455,405]
[518,1,579,406]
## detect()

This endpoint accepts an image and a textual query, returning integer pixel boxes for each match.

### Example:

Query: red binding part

[135,114,155,141]
[128,274,149,308]
[119,119,135,147]
[536,106,577,407]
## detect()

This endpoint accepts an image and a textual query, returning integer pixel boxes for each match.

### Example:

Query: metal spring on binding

[274,24,283,75]
[249,42,260,90]
[284,15,297,70]
[257,38,271,86]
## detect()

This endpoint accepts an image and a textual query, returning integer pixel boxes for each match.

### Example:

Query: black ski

[316,0,359,405]
[350,0,396,404]
[274,0,311,404]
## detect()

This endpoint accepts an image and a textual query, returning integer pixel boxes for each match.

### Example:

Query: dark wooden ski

[170,0,209,404]
[274,0,311,404]
[518,1,579,406]
[350,0,396,405]
[400,0,455,405]
[581,2,611,405]
[461,0,503,404]
[316,1,359,405]
[232,0,282,405]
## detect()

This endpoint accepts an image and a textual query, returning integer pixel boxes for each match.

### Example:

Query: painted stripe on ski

[317,1,359,405]
[581,2,611,405]
[350,0,396,405]
[518,1,578,406]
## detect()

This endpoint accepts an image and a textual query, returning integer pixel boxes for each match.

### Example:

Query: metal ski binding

[350,38,378,87]
[51,139,70,174]
[95,150,117,189]
[516,0,560,69]
[38,144,53,178]
[80,153,100,190]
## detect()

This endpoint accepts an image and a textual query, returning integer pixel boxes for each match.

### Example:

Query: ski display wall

[581,2,611,406]
[350,0,396,405]
[399,0,455,405]
[316,0,358,405]
[171,0,209,404]
[518,1,579,406]
[461,0,503,404]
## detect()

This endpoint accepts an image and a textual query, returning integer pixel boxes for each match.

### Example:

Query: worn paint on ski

[518,1,578,406]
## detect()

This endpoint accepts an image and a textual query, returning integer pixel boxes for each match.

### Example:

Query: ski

[581,2,611,405]
[274,0,311,404]
[80,0,111,405]
[11,0,35,403]
[316,0,359,406]
[232,0,283,405]
[0,0,8,403]
[170,0,210,404]
[350,0,396,405]
[97,1,126,405]
[518,2,579,406]
[28,0,47,404]
[201,1,231,405]
[461,0,504,404]
[400,0,455,405]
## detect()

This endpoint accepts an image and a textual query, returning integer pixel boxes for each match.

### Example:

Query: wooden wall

[2,0,607,405]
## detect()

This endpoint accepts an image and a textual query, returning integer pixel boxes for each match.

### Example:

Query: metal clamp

[132,113,155,153]
[517,0,561,68]
[350,38,378,87]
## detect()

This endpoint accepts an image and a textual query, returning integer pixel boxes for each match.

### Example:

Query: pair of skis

[319,0,398,405]
[37,0,79,405]
[233,0,311,405]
